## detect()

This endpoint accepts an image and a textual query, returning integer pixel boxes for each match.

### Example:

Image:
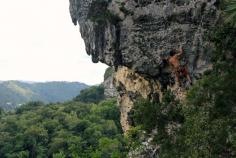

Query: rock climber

[168,46,192,85]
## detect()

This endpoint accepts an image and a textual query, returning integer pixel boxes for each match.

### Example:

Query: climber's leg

[175,70,180,85]
[183,66,192,84]
[187,74,192,84]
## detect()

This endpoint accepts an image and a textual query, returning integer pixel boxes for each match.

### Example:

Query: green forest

[0,88,127,158]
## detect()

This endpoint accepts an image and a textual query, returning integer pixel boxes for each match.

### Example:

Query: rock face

[114,66,161,132]
[102,67,117,98]
[69,0,220,131]
[103,75,117,98]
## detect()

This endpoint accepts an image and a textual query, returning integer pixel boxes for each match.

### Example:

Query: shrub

[224,0,236,27]
[131,91,183,132]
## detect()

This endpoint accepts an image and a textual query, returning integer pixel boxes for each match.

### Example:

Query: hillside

[0,81,88,110]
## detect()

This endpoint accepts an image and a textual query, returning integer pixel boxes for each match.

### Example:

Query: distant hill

[0,81,89,110]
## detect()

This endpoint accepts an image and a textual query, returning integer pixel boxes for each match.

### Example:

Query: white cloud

[0,0,108,85]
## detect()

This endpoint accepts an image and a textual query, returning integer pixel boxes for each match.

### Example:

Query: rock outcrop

[103,67,117,98]
[69,0,220,131]
[114,66,162,132]
[103,75,117,98]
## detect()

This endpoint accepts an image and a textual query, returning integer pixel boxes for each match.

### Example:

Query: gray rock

[103,75,117,98]
[69,0,220,77]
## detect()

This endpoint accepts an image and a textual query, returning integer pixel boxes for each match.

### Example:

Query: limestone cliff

[69,0,220,132]
[114,66,162,132]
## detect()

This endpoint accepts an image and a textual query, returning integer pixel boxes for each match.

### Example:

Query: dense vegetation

[0,81,88,110]
[0,99,127,158]
[73,85,105,104]
[225,0,236,27]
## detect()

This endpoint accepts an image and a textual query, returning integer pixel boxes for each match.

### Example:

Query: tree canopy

[73,85,105,104]
[0,99,127,158]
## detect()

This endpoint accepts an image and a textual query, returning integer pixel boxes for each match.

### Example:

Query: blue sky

[0,0,108,85]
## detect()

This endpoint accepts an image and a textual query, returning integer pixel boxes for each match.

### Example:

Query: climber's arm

[176,46,183,57]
